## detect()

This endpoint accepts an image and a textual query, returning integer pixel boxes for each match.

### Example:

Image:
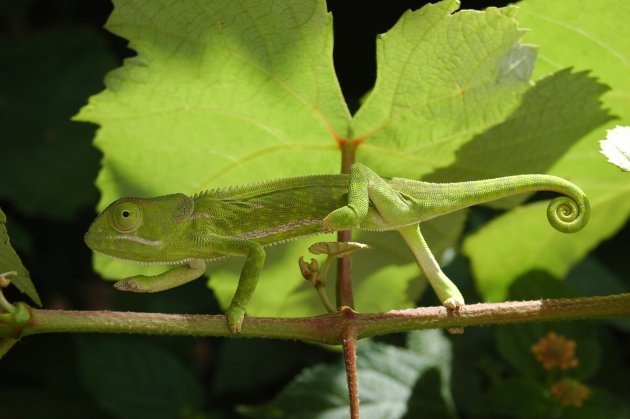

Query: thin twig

[0,272,16,313]
[336,141,356,309]
[341,320,360,419]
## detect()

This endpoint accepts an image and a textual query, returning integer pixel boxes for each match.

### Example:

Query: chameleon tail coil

[546,195,590,234]
[396,173,590,232]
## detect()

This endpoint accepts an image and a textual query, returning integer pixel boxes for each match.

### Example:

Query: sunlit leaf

[351,0,535,179]
[463,0,629,301]
[78,0,599,317]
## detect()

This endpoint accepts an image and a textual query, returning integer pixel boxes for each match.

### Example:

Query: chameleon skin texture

[85,164,590,333]
[85,175,349,264]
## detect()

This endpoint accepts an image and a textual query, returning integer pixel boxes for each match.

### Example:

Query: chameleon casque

[85,163,590,333]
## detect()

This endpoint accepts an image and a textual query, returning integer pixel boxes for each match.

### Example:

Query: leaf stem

[0,272,17,313]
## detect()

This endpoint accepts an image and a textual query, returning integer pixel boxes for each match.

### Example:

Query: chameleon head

[84,193,194,264]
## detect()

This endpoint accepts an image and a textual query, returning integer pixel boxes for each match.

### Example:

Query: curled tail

[399,174,590,233]
[545,184,590,233]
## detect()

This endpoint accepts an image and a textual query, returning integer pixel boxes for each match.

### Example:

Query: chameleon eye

[110,202,142,233]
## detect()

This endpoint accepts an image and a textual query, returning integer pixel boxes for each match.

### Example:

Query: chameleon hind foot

[442,296,465,310]
[226,303,245,334]
[443,297,465,335]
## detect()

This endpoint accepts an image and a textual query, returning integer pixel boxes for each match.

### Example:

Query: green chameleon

[84,163,590,333]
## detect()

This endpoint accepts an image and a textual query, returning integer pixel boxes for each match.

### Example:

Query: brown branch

[336,141,356,309]
[5,293,628,344]
[340,317,360,419]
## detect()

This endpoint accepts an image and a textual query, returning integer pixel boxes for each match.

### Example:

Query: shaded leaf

[427,69,611,208]
[472,378,551,418]
[0,27,113,219]
[0,208,40,306]
[566,257,630,332]
[239,330,454,419]
[406,329,455,415]
[76,336,205,419]
[213,339,324,395]
[495,273,601,381]
[561,387,630,419]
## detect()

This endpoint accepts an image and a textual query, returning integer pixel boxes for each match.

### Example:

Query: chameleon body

[85,164,590,333]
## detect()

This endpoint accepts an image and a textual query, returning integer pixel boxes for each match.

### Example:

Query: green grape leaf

[463,0,630,302]
[77,0,350,315]
[76,0,509,317]
[351,0,535,179]
[426,69,611,189]
[78,0,588,318]
[0,208,41,306]
[75,0,350,207]
[239,330,454,419]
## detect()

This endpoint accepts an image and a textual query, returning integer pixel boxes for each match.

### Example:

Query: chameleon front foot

[442,296,465,335]
[226,303,245,334]
[114,261,207,293]
[442,296,465,310]
[114,276,153,292]
[322,206,360,232]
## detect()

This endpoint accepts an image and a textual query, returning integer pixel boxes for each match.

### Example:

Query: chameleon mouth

[110,235,163,247]
[84,233,163,247]
[83,233,178,265]
[89,248,191,266]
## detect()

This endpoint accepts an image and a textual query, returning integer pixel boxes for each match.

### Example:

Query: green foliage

[351,1,535,178]
[76,336,206,419]
[463,0,630,301]
[468,275,628,418]
[0,208,40,305]
[0,27,113,220]
[74,0,621,318]
[1,0,629,418]
[566,257,630,331]
[239,330,455,419]
[75,0,349,204]
[495,274,601,381]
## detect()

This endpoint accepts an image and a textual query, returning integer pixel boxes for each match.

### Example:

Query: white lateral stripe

[111,235,163,247]
[237,219,321,240]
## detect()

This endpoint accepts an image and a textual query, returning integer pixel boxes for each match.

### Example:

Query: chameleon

[84,163,590,334]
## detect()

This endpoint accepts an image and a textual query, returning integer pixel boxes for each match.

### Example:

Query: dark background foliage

[1,1,628,418]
